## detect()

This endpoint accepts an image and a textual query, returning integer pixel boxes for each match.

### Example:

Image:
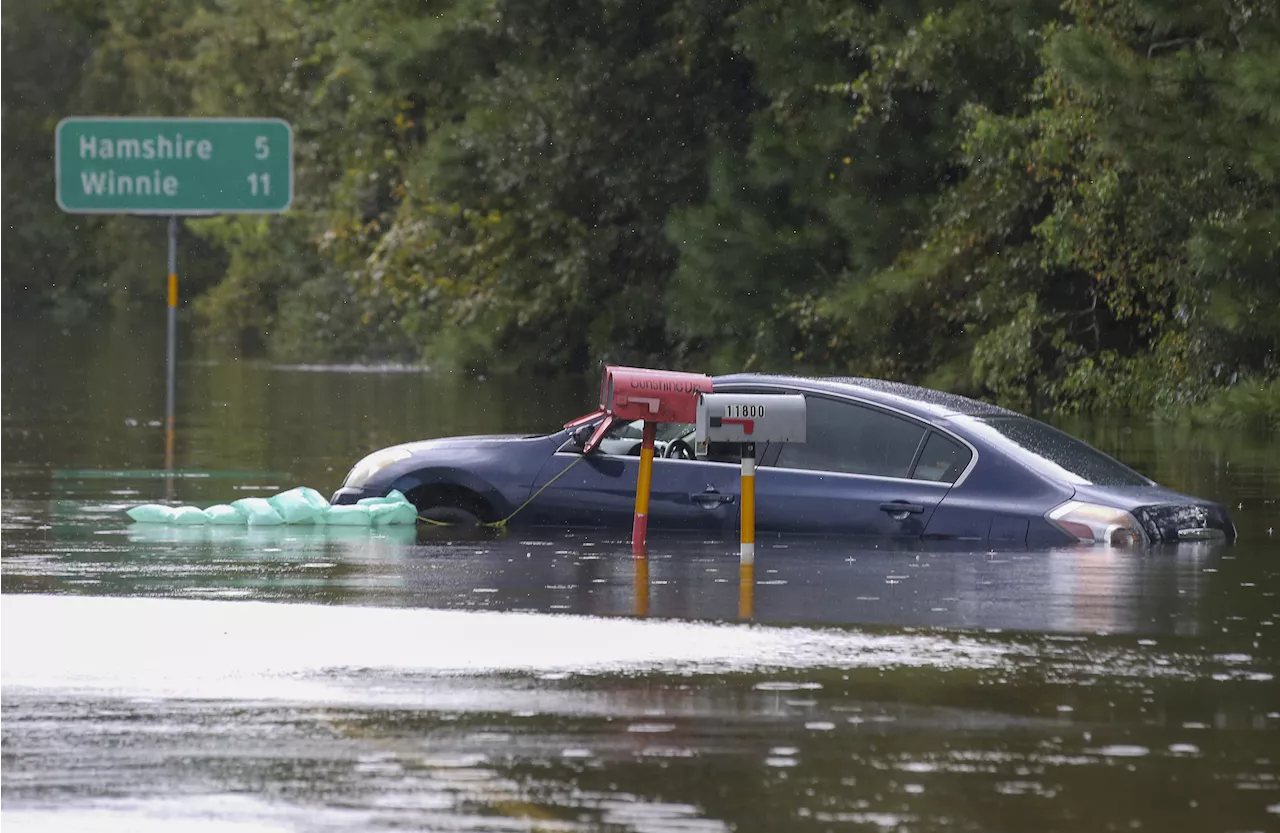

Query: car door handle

[691,489,735,508]
[880,501,925,516]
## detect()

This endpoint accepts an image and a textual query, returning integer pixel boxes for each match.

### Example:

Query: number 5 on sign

[255,135,269,159]
[247,173,271,196]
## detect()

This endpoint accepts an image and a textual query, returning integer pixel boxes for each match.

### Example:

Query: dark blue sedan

[331,375,1235,546]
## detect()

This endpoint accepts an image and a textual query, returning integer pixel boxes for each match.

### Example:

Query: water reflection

[124,522,418,549]
[634,553,649,618]
[5,593,1278,833]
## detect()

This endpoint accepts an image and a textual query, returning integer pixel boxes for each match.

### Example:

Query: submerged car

[331,375,1235,546]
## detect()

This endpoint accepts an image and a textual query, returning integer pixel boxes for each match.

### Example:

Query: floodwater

[3,315,1278,833]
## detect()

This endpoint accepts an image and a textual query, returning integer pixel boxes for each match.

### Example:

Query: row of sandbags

[125,487,418,526]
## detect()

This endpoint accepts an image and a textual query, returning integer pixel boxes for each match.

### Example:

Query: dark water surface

[3,316,1279,832]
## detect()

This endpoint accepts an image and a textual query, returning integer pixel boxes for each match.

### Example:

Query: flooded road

[3,316,1279,832]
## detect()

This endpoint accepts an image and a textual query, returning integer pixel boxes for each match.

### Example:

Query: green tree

[339,0,759,371]
[815,0,1280,412]
[2,0,95,314]
[6,0,1276,420]
[666,0,1059,371]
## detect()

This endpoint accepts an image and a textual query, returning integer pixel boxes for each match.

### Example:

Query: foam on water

[3,595,1002,704]
[4,796,303,833]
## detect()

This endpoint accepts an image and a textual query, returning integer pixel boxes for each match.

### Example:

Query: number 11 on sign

[247,173,270,196]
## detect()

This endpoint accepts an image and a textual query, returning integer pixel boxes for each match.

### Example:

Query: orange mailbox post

[581,366,713,553]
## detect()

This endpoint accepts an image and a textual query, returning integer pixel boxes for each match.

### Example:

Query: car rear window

[978,416,1149,486]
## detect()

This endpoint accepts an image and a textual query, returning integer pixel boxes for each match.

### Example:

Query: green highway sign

[56,117,292,214]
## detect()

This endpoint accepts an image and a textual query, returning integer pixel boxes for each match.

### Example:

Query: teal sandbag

[386,504,419,525]
[356,489,409,506]
[301,487,331,510]
[126,487,341,526]
[171,506,209,525]
[269,487,327,524]
[325,504,372,526]
[231,497,284,526]
[126,504,175,524]
[204,504,245,524]
[358,490,417,525]
[368,501,418,526]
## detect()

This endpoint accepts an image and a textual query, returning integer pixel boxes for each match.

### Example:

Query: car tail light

[1047,501,1150,547]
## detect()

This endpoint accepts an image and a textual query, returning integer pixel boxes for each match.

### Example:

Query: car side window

[911,431,971,483]
[596,419,696,458]
[773,396,926,478]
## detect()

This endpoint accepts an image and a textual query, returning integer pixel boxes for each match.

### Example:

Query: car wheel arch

[391,469,506,524]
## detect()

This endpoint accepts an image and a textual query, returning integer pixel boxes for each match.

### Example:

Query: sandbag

[126,504,175,524]
[357,489,417,525]
[325,504,372,526]
[204,504,245,524]
[171,506,209,525]
[368,501,418,526]
[356,489,408,506]
[231,497,285,526]
[269,487,328,524]
[302,487,332,510]
[125,486,420,528]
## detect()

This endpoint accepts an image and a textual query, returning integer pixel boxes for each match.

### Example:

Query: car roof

[711,373,1018,420]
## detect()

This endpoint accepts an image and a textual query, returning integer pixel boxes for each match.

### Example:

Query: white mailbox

[696,393,807,446]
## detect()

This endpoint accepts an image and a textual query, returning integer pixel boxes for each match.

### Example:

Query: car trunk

[1070,484,1236,543]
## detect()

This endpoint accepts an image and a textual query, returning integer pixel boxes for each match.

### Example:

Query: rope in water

[417,454,587,528]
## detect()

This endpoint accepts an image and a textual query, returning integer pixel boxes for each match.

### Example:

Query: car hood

[1071,483,1234,542]
[398,434,544,454]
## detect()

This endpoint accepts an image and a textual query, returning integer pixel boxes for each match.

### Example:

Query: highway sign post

[56,117,293,478]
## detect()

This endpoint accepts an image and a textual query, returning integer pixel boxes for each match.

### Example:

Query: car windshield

[975,416,1150,486]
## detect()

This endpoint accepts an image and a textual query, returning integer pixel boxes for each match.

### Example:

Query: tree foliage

[4,0,1277,415]
[804,0,1280,412]
[2,0,96,314]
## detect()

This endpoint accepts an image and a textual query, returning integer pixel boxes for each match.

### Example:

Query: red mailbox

[600,366,713,423]
[578,366,713,455]
[563,366,714,553]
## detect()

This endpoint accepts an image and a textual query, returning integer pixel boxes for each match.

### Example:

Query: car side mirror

[571,424,596,452]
